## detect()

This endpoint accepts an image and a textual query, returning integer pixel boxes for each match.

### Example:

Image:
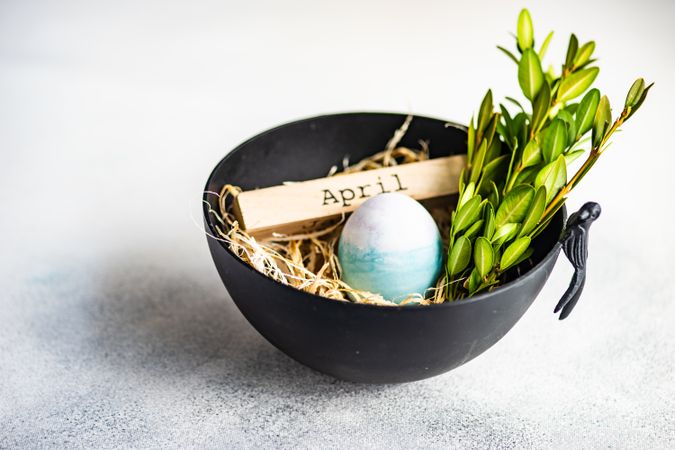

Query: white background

[1,0,674,447]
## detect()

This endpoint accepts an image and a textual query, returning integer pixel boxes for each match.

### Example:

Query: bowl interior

[206,112,468,191]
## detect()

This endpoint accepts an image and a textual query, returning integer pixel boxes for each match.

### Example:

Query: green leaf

[521,139,542,168]
[483,204,496,240]
[477,90,493,136]
[592,95,611,148]
[556,109,576,145]
[558,67,600,103]
[467,268,481,294]
[463,219,484,240]
[565,34,579,70]
[625,81,653,120]
[488,181,500,209]
[505,96,526,113]
[534,160,554,187]
[500,104,513,125]
[554,155,568,199]
[479,155,509,192]
[458,181,475,209]
[499,105,514,148]
[470,139,488,183]
[497,45,519,64]
[518,186,546,237]
[545,64,556,85]
[496,121,509,145]
[538,31,554,60]
[565,103,579,115]
[517,9,534,51]
[512,247,535,267]
[467,117,476,161]
[518,49,545,101]
[514,165,539,186]
[625,78,645,109]
[535,155,567,203]
[447,236,472,276]
[575,88,600,139]
[474,237,494,278]
[512,112,528,144]
[491,223,520,247]
[576,58,598,71]
[485,112,499,141]
[564,149,585,165]
[500,237,532,271]
[485,134,502,164]
[542,119,567,163]
[573,41,595,69]
[453,195,482,235]
[496,185,535,226]
[531,82,551,133]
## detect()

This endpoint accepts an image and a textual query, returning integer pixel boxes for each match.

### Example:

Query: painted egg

[338,193,443,303]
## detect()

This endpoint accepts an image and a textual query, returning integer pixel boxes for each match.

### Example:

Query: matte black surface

[203,113,568,383]
[555,202,601,320]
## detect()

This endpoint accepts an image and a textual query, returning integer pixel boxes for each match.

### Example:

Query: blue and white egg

[337,193,443,303]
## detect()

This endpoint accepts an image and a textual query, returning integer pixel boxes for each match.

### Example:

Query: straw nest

[204,116,455,306]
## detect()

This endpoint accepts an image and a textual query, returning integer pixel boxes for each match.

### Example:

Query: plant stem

[542,110,627,218]
[542,150,597,217]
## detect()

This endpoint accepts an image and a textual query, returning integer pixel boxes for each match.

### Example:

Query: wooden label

[233,155,466,238]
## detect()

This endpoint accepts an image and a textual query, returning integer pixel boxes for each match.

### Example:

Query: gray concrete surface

[2,248,674,448]
[2,0,674,448]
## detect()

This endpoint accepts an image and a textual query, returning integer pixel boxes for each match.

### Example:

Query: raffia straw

[205,117,456,306]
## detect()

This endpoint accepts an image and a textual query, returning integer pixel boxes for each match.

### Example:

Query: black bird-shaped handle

[555,202,601,320]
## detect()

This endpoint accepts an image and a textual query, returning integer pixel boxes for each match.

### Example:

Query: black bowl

[203,113,589,383]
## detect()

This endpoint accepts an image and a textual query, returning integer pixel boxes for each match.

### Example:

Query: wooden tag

[233,155,466,238]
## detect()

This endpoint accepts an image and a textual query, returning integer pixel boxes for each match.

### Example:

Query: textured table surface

[1,0,674,448]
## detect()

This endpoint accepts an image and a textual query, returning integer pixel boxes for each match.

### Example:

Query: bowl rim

[203,111,566,311]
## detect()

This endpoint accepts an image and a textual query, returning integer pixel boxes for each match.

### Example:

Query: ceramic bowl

[203,113,591,383]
